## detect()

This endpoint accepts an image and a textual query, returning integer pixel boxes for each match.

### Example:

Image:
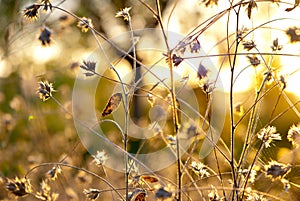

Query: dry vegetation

[1,0,300,200]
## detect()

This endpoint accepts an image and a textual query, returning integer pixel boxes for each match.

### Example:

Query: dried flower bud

[83,188,101,200]
[265,161,291,180]
[77,17,93,32]
[6,177,32,197]
[37,80,55,101]
[115,7,132,21]
[271,38,283,51]
[246,55,260,67]
[24,4,41,20]
[38,27,52,46]
[243,40,256,51]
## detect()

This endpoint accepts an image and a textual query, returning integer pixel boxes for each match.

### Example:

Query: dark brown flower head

[83,188,101,200]
[190,38,201,53]
[265,161,291,180]
[38,27,52,46]
[247,55,260,67]
[271,38,283,51]
[24,4,41,20]
[245,0,258,19]
[37,80,55,101]
[80,60,97,76]
[197,63,208,79]
[243,40,256,51]
[155,187,173,199]
[41,0,52,11]
[77,17,93,32]
[47,165,62,180]
[171,54,183,67]
[6,177,32,197]
[286,27,300,43]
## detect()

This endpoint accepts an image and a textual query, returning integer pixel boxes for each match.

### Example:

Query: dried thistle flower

[46,165,62,180]
[246,55,260,67]
[35,180,59,201]
[115,7,132,21]
[24,4,41,20]
[77,17,93,32]
[243,40,256,51]
[37,80,55,101]
[287,124,300,147]
[257,126,281,148]
[286,27,300,43]
[92,150,108,166]
[190,161,210,178]
[197,63,208,79]
[271,38,283,51]
[265,161,291,180]
[83,188,101,200]
[38,27,52,46]
[6,177,32,197]
[80,60,97,76]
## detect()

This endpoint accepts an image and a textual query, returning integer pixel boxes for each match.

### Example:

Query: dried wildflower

[271,38,283,51]
[190,38,201,53]
[286,27,300,43]
[141,175,159,183]
[177,41,187,54]
[41,0,52,11]
[77,17,93,32]
[46,165,62,180]
[171,54,183,67]
[243,40,256,51]
[92,150,108,166]
[190,161,210,178]
[6,177,32,197]
[208,186,221,201]
[129,189,147,201]
[257,126,281,148]
[37,80,55,101]
[200,0,218,7]
[265,161,291,180]
[24,4,41,20]
[197,63,208,79]
[155,187,173,200]
[83,188,101,200]
[35,180,59,201]
[115,7,132,21]
[246,0,258,19]
[80,60,97,76]
[287,124,300,147]
[101,93,122,117]
[38,27,52,46]
[246,55,260,67]
[237,26,249,40]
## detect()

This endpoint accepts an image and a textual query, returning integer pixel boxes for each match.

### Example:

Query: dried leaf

[140,175,159,183]
[101,93,122,117]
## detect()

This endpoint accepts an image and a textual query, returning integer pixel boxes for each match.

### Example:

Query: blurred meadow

[1,0,300,200]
